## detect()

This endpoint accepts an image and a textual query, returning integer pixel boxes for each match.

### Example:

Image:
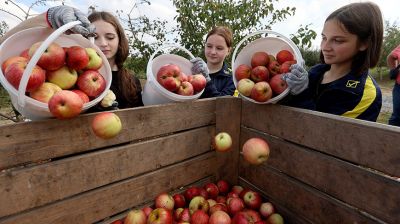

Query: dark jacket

[201,63,235,98]
[110,71,143,108]
[287,64,382,122]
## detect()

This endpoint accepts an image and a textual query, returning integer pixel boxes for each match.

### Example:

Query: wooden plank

[0,99,216,169]
[240,127,399,223]
[239,163,383,224]
[0,126,215,218]
[0,152,218,224]
[241,101,400,177]
[215,97,241,183]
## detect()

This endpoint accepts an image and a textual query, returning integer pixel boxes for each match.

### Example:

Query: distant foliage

[0,21,9,37]
[379,20,400,67]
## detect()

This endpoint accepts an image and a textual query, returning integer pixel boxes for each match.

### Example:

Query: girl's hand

[190,57,211,82]
[281,64,309,95]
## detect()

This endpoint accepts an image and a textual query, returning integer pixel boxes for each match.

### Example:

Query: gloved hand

[47,5,95,37]
[281,64,308,95]
[190,57,211,82]
[100,90,118,109]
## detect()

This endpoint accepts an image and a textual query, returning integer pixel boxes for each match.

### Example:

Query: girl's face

[204,34,230,66]
[92,20,119,62]
[320,19,367,66]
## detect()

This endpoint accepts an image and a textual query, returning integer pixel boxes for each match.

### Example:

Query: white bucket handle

[146,44,195,81]
[231,30,304,70]
[17,21,82,107]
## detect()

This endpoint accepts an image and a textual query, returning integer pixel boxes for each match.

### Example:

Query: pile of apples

[156,63,207,96]
[1,41,106,119]
[119,179,284,224]
[235,50,297,102]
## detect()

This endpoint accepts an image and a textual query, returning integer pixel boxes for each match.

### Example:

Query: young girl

[192,26,236,98]
[285,2,383,122]
[387,45,400,126]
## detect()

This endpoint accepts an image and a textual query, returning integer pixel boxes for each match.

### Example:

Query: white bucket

[231,30,304,104]
[142,44,204,106]
[0,21,112,120]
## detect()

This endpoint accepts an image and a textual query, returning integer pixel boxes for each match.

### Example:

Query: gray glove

[47,6,95,37]
[190,57,211,82]
[281,64,309,95]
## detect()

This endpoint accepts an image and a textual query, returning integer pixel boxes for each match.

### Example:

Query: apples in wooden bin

[235,50,296,103]
[122,179,285,224]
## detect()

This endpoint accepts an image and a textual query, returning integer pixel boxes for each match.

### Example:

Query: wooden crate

[0,97,398,224]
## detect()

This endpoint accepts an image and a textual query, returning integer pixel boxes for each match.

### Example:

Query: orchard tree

[379,20,400,67]
[0,21,9,37]
[0,0,65,21]
[173,0,316,61]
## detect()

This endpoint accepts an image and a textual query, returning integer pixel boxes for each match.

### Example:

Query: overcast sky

[1,0,399,48]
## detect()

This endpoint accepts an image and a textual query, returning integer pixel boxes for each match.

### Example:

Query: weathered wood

[0,152,217,224]
[241,101,400,177]
[0,99,216,169]
[215,97,242,183]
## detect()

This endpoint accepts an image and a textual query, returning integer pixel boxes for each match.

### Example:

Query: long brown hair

[320,2,383,76]
[88,11,140,107]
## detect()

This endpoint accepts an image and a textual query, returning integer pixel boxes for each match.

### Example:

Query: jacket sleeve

[201,76,236,98]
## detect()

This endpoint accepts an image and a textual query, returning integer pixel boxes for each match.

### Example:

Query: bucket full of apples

[0,21,112,120]
[232,30,304,104]
[142,44,206,106]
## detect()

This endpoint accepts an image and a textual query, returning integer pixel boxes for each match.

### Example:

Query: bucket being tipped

[142,44,204,106]
[0,21,112,120]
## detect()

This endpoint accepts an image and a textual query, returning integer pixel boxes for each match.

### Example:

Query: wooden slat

[240,127,399,223]
[241,101,400,177]
[239,163,383,224]
[0,126,215,218]
[0,99,216,169]
[215,97,242,182]
[0,152,218,224]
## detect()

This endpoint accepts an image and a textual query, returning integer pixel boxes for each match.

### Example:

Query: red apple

[276,50,294,65]
[28,41,65,71]
[266,213,284,224]
[71,89,90,104]
[209,211,231,224]
[191,210,209,224]
[268,60,281,77]
[111,220,123,224]
[188,196,209,215]
[77,70,106,98]
[173,193,186,209]
[47,65,78,90]
[231,185,244,196]
[227,197,245,216]
[85,47,103,70]
[184,186,201,202]
[177,81,194,95]
[213,132,232,152]
[217,180,230,195]
[5,60,46,92]
[1,56,28,73]
[204,182,220,199]
[268,54,276,62]
[124,209,146,224]
[142,206,153,217]
[251,52,270,68]
[208,199,217,208]
[279,60,296,74]
[242,138,270,165]
[209,203,228,215]
[180,72,189,82]
[157,63,181,92]
[251,66,269,83]
[19,48,30,59]
[48,90,83,119]
[155,192,175,210]
[269,74,288,95]
[243,191,262,210]
[232,211,259,224]
[199,188,209,199]
[30,82,62,103]
[178,208,190,222]
[174,208,184,221]
[65,45,89,70]
[190,74,207,93]
[239,189,251,200]
[235,64,252,81]
[244,209,262,223]
[147,208,173,224]
[250,81,273,102]
[216,196,227,204]
[259,202,275,218]
[91,112,122,139]
[237,78,255,97]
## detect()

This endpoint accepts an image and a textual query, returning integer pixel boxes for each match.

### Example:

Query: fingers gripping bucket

[0,21,112,120]
[142,44,205,106]
[231,30,304,104]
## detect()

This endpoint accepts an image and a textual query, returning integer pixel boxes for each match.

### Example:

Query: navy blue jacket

[286,64,382,122]
[201,63,235,98]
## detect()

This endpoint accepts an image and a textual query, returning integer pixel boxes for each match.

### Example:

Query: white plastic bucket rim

[142,44,204,106]
[231,30,304,104]
[0,21,112,120]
